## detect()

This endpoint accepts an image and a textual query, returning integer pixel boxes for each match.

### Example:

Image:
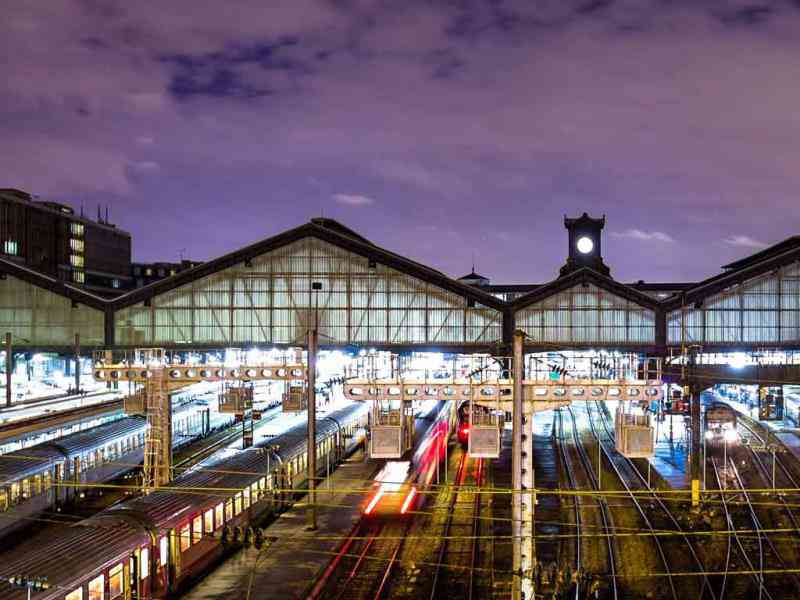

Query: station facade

[0,214,798,357]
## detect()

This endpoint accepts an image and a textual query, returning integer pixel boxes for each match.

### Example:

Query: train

[704,401,739,444]
[363,400,456,517]
[0,402,368,600]
[0,399,241,540]
[456,401,471,446]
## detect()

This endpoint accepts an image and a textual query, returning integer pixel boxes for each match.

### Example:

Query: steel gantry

[92,348,307,492]
[342,335,663,600]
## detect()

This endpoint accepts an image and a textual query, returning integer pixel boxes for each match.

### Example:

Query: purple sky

[2,1,799,284]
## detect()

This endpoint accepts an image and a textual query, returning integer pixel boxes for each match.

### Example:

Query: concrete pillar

[512,330,534,599]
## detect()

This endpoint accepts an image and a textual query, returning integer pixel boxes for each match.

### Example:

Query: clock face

[576,236,594,254]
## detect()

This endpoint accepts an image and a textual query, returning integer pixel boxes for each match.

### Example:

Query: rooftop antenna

[80,202,84,218]
[105,205,109,224]
[472,251,476,274]
[97,204,101,223]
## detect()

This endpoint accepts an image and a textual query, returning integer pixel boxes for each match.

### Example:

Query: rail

[584,400,678,600]
[429,451,483,600]
[563,407,618,600]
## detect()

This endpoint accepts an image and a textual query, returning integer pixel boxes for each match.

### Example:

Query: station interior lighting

[729,352,749,369]
[723,428,739,443]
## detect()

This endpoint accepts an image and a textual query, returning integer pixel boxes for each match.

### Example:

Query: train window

[192,515,202,543]
[0,489,7,511]
[243,488,250,509]
[204,509,214,533]
[140,547,149,580]
[215,503,224,528]
[159,536,168,567]
[109,564,123,599]
[33,474,42,495]
[44,469,52,491]
[88,574,104,600]
[259,477,266,491]
[180,524,191,552]
[66,588,83,600]
[225,499,233,521]
[234,493,243,515]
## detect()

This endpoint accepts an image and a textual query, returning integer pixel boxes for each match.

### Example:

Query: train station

[0,211,798,600]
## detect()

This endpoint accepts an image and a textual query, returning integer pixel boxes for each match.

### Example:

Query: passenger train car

[0,400,237,540]
[364,400,455,517]
[704,401,739,444]
[0,403,369,600]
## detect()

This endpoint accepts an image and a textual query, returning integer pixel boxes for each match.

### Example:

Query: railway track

[559,407,619,599]
[315,520,410,600]
[428,451,484,600]
[583,400,679,600]
[710,456,775,599]
[593,400,718,599]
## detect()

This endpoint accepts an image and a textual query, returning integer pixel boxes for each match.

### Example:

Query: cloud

[332,193,375,206]
[612,229,675,243]
[723,235,767,249]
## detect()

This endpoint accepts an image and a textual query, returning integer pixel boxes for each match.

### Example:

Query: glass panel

[109,565,123,599]
[192,515,202,543]
[66,589,83,600]
[180,524,191,552]
[88,574,104,600]
[204,509,214,533]
[159,536,168,567]
[215,503,224,528]
[140,547,149,580]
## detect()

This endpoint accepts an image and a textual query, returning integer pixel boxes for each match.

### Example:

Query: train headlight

[723,429,739,444]
[704,430,715,441]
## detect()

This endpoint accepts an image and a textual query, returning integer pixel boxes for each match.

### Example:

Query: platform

[179,450,377,600]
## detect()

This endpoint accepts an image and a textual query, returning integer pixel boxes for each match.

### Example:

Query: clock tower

[559,212,610,277]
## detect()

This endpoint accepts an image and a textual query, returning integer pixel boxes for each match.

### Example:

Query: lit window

[225,498,233,521]
[180,524,190,552]
[112,279,120,289]
[215,503,224,529]
[109,564,123,599]
[3,240,18,255]
[243,487,250,509]
[145,268,153,276]
[192,515,202,543]
[170,269,176,276]
[71,222,85,236]
[71,254,84,267]
[73,270,85,283]
[66,589,83,600]
[70,238,85,252]
[88,574,104,600]
[204,509,214,533]
[234,493,243,515]
[159,536,168,566]
[140,547,149,580]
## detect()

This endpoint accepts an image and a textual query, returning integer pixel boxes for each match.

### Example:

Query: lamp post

[306,281,322,531]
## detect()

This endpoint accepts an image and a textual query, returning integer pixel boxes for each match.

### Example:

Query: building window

[71,254,85,267]
[70,238,85,252]
[73,270,85,283]
[158,268,165,277]
[145,268,153,276]
[71,222,85,236]
[133,266,141,276]
[3,240,18,256]
[170,269,176,276]
[112,279,120,289]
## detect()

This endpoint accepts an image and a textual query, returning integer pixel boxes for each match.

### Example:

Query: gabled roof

[458,270,489,282]
[664,241,800,311]
[0,258,108,311]
[111,219,507,312]
[510,267,661,312]
[721,236,800,271]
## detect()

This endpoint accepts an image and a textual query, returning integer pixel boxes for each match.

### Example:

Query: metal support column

[688,347,701,507]
[306,327,318,531]
[5,333,11,408]
[512,330,533,600]
[74,333,81,394]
